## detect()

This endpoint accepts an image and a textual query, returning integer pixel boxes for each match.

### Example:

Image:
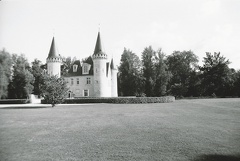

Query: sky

[0,0,240,69]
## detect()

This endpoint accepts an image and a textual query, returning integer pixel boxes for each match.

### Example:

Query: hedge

[0,99,30,104]
[41,96,175,104]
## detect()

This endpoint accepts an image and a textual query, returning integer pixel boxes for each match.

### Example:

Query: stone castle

[46,32,118,98]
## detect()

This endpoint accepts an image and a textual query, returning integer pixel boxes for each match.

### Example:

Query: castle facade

[46,32,118,97]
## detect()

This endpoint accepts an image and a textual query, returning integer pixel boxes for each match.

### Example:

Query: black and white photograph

[0,0,240,160]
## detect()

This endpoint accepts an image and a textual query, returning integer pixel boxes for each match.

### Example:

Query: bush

[0,99,30,104]
[41,96,175,104]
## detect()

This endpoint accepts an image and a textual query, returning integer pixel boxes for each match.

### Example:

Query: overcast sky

[0,0,240,69]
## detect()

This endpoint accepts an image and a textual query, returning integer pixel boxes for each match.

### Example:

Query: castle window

[76,78,79,85]
[71,78,74,85]
[83,89,89,97]
[73,65,78,72]
[82,63,91,75]
[83,66,88,74]
[86,78,91,84]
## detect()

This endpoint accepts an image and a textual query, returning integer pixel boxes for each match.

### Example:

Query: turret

[110,58,118,97]
[46,37,61,77]
[92,32,109,97]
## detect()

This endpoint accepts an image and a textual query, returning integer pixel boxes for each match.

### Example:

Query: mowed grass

[0,98,240,161]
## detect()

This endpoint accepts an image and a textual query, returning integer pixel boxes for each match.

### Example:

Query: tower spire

[93,31,103,55]
[47,37,59,58]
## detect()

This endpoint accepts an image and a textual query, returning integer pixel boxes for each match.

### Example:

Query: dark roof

[47,37,60,58]
[65,60,93,77]
[93,32,104,55]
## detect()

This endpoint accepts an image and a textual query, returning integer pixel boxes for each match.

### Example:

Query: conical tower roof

[93,32,104,55]
[47,37,60,58]
[92,31,107,59]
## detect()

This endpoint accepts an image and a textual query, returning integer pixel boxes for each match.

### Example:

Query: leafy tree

[154,49,171,96]
[8,54,34,99]
[41,75,68,107]
[118,48,144,96]
[233,70,240,96]
[199,52,231,97]
[141,46,156,96]
[31,59,44,97]
[186,70,202,97]
[0,49,12,99]
[166,50,198,97]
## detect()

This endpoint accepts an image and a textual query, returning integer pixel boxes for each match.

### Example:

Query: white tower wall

[47,59,61,78]
[111,69,118,97]
[93,58,109,97]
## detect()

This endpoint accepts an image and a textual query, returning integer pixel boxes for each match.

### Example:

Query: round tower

[46,37,61,78]
[92,32,109,97]
[110,58,118,97]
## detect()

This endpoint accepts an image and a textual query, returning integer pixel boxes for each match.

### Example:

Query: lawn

[0,98,239,161]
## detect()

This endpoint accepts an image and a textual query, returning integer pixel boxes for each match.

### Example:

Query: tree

[118,48,144,96]
[166,50,198,97]
[141,46,156,96]
[199,52,231,97]
[41,75,69,107]
[31,59,45,97]
[233,70,240,96]
[0,49,12,99]
[8,54,34,99]
[154,49,171,96]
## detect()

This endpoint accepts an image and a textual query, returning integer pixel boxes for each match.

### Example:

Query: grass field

[0,98,240,161]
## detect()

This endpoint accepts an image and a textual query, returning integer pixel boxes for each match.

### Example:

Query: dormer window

[73,64,78,72]
[82,63,91,75]
[83,66,88,73]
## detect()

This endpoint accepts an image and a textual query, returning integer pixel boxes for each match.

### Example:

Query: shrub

[0,99,30,104]
[41,96,175,104]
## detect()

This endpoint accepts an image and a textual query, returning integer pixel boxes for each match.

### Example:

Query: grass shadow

[193,154,240,161]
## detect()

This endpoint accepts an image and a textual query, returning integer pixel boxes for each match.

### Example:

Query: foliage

[52,96,175,104]
[31,59,45,97]
[233,70,240,96]
[0,49,12,99]
[118,48,144,96]
[141,47,171,96]
[199,52,231,97]
[141,46,156,96]
[8,54,34,99]
[154,49,171,96]
[166,50,199,97]
[0,99,30,104]
[41,75,68,107]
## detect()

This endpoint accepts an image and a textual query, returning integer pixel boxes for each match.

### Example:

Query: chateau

[46,32,118,98]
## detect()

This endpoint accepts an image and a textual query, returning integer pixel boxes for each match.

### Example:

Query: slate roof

[93,32,105,55]
[64,59,94,77]
[47,37,60,58]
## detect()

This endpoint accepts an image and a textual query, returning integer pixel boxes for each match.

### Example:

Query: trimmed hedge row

[41,96,175,104]
[0,99,30,104]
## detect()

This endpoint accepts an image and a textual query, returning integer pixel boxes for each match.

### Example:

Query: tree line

[1,47,240,99]
[118,47,240,98]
